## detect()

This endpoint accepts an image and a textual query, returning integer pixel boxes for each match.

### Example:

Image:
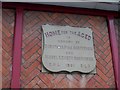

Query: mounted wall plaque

[42,25,96,73]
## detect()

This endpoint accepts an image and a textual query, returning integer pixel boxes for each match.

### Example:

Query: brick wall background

[2,9,116,88]
[20,10,115,88]
[2,9,15,88]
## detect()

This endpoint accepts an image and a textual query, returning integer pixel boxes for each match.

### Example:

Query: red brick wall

[20,11,115,88]
[2,9,15,88]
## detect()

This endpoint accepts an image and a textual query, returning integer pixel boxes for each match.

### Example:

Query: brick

[94,34,104,45]
[37,40,42,46]
[2,23,12,37]
[37,57,42,63]
[53,74,65,85]
[25,11,35,18]
[26,18,39,30]
[96,54,107,67]
[103,40,110,49]
[56,78,69,88]
[25,76,40,88]
[2,66,9,77]
[94,82,103,88]
[2,9,14,89]
[65,15,78,25]
[25,13,39,25]
[2,58,11,71]
[3,9,15,17]
[2,80,10,88]
[50,13,60,20]
[23,37,39,52]
[72,74,81,81]
[21,69,40,87]
[67,80,78,88]
[22,60,40,77]
[107,76,115,87]
[94,75,109,88]
[38,13,47,23]
[23,45,40,60]
[94,40,100,49]
[96,61,108,74]
[2,49,11,61]
[103,34,109,43]
[44,74,54,81]
[98,45,105,53]
[2,33,13,46]
[38,73,54,88]
[23,31,40,45]
[104,47,111,56]
[101,28,108,36]
[97,68,108,81]
[64,18,75,26]
[2,40,11,52]
[105,53,112,63]
[23,28,38,41]
[66,74,80,87]
[86,78,95,88]
[77,19,88,27]
[95,47,107,60]
[37,34,42,40]
[83,21,92,28]
[41,12,53,22]
[21,65,25,73]
[99,52,107,60]
[23,53,40,68]
[37,49,42,55]
[91,26,103,38]
[33,85,40,88]
[37,64,42,71]
[106,60,113,70]
[37,79,47,88]
[106,68,114,78]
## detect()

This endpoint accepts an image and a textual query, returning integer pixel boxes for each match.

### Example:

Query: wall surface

[2,9,15,88]
[20,10,115,88]
[2,9,116,88]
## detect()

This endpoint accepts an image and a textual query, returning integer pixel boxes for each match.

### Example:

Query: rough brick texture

[20,11,115,88]
[2,9,15,88]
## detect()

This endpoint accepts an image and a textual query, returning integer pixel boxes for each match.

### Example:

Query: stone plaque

[42,25,96,73]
